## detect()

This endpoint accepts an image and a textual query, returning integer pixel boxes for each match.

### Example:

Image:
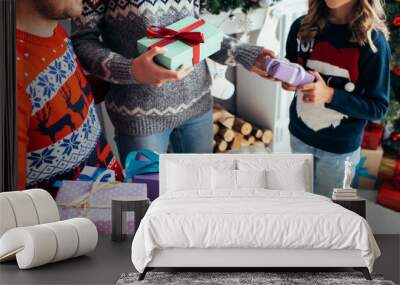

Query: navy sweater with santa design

[286,17,391,154]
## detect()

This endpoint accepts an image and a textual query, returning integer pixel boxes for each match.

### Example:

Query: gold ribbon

[58,169,120,217]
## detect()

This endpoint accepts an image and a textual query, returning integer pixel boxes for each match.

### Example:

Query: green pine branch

[383,1,400,126]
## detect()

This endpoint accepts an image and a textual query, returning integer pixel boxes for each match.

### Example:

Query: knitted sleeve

[17,84,32,190]
[71,0,138,84]
[193,0,263,70]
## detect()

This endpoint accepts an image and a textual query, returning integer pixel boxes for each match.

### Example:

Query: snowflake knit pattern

[17,25,116,192]
[72,0,263,136]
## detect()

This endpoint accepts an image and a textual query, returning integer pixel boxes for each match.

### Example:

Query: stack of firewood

[212,105,273,153]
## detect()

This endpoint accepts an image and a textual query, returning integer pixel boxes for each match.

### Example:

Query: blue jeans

[290,135,361,197]
[115,111,213,166]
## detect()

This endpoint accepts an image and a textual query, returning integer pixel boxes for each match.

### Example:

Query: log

[215,136,228,152]
[246,135,256,145]
[230,133,243,151]
[233,117,252,135]
[213,105,235,128]
[213,124,219,136]
[262,130,273,144]
[219,127,235,142]
[240,138,250,147]
[252,128,264,139]
[219,116,235,129]
[253,141,265,146]
[212,105,223,121]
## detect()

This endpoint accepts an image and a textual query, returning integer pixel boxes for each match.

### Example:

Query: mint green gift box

[137,16,224,70]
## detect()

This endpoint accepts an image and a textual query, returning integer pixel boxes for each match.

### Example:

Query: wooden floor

[0,235,398,285]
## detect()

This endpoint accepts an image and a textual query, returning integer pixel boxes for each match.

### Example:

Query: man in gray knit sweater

[72,0,273,164]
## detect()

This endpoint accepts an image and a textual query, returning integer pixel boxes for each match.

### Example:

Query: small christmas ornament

[394,65,400,77]
[393,16,400,27]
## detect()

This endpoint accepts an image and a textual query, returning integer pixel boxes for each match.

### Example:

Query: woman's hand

[282,82,298,92]
[299,71,334,104]
[131,47,193,87]
[250,48,277,80]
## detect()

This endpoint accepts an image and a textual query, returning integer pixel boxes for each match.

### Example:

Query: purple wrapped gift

[132,173,159,201]
[126,150,160,201]
[56,181,147,234]
[264,57,315,86]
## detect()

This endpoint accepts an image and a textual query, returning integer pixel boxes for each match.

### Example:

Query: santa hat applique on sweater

[296,42,360,132]
[307,42,360,92]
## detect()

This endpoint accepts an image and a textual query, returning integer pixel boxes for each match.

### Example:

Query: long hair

[298,0,389,52]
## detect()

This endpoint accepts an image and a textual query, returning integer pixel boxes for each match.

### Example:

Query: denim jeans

[290,135,361,197]
[115,110,213,166]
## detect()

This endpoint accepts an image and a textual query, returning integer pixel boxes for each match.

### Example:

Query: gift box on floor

[137,16,223,70]
[361,122,384,150]
[56,180,147,234]
[353,146,383,190]
[132,173,159,201]
[264,57,315,86]
[78,166,116,182]
[379,154,400,179]
[125,150,159,201]
[377,181,400,212]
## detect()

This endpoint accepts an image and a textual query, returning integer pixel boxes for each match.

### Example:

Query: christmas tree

[383,0,400,126]
[382,1,400,154]
[201,0,275,14]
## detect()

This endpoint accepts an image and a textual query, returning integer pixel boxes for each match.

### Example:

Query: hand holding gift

[265,57,315,86]
[137,17,223,72]
[137,16,277,86]
[250,49,277,80]
[271,60,334,105]
[131,47,194,87]
[299,71,334,104]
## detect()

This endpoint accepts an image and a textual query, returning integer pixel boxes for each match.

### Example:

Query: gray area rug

[116,272,396,285]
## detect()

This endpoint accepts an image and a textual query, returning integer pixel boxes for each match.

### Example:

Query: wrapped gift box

[125,150,159,201]
[78,166,116,182]
[137,16,223,70]
[379,154,400,178]
[264,57,315,86]
[361,122,384,150]
[377,181,400,212]
[56,181,147,234]
[353,146,383,190]
[132,173,159,201]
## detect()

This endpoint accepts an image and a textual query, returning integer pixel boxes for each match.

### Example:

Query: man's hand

[250,48,277,80]
[299,71,334,104]
[131,47,193,87]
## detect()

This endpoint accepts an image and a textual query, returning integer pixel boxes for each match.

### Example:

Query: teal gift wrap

[137,16,223,70]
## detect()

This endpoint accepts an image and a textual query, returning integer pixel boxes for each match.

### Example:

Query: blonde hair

[299,0,389,52]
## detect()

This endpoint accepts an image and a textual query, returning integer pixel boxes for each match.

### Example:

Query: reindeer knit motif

[17,25,118,191]
[72,0,263,136]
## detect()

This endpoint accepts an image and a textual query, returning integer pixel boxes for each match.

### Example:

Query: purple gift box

[132,173,159,201]
[128,153,159,201]
[56,181,147,234]
[265,57,315,86]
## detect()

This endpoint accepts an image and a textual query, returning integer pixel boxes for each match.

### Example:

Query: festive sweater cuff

[325,89,346,113]
[108,55,139,85]
[235,44,263,70]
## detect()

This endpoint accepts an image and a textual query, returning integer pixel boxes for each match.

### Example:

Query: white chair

[0,189,98,269]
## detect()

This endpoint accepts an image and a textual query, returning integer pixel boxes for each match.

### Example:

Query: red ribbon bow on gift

[146,20,206,65]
